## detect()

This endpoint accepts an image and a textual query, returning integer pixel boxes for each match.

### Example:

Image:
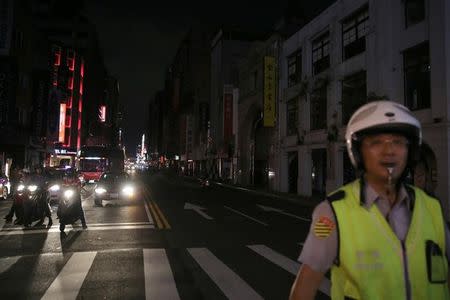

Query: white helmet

[345,100,422,169]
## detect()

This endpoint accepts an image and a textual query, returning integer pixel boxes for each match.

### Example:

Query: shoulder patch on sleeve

[313,216,335,238]
[326,190,345,202]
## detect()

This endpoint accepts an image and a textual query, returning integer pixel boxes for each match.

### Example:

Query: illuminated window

[53,45,61,66]
[80,59,84,77]
[67,49,75,71]
[99,105,106,122]
[79,78,83,94]
[312,32,330,75]
[68,75,74,90]
[67,95,73,108]
[78,97,83,113]
[342,6,369,60]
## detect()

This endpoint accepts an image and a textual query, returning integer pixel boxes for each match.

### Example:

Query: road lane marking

[152,201,171,229]
[82,222,153,227]
[143,249,180,300]
[188,248,263,300]
[257,205,311,222]
[0,256,21,274]
[148,201,163,229]
[247,244,330,296]
[0,224,155,236]
[144,200,154,224]
[184,202,213,220]
[224,206,268,226]
[41,251,96,300]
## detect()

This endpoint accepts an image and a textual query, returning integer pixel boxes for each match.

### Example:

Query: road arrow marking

[257,205,311,222]
[184,203,213,220]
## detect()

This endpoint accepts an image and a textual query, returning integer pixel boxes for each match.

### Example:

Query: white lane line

[0,256,21,274]
[224,206,268,226]
[143,249,180,300]
[41,251,97,300]
[0,224,155,236]
[247,244,330,296]
[85,222,153,227]
[188,248,263,300]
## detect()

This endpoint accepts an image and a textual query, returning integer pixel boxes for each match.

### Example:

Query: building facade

[278,0,450,216]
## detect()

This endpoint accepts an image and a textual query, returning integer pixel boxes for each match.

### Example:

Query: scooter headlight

[49,184,60,192]
[122,185,134,197]
[95,187,106,194]
[27,185,38,192]
[17,184,25,192]
[63,189,75,199]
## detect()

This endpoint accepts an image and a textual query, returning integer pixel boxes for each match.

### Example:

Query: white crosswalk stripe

[247,244,331,296]
[187,247,264,300]
[0,244,324,299]
[143,248,180,300]
[41,252,97,300]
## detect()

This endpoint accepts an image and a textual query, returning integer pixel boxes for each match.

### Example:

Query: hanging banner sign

[264,56,276,127]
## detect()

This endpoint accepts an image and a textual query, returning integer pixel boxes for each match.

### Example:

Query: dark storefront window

[287,98,298,136]
[342,71,367,125]
[310,86,327,130]
[288,50,302,87]
[342,6,369,60]
[405,0,425,28]
[404,42,430,111]
[312,32,330,75]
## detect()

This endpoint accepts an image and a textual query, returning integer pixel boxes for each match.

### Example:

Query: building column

[298,146,312,197]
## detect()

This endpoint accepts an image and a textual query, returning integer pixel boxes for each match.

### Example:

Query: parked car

[94,171,136,206]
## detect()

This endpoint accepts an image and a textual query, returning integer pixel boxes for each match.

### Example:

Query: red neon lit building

[50,44,84,152]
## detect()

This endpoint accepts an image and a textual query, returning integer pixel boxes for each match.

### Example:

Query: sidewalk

[183,175,323,208]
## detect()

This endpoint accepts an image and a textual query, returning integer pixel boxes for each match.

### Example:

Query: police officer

[290,101,450,300]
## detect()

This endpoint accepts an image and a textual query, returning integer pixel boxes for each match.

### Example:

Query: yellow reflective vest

[329,180,449,300]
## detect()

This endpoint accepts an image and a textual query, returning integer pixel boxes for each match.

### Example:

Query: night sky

[83,0,333,156]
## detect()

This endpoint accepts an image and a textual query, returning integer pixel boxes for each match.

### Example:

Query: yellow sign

[264,56,276,127]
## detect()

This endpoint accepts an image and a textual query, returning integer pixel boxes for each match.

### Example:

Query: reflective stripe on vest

[330,180,449,300]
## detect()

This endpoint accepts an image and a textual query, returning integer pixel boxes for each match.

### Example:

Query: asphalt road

[0,170,330,299]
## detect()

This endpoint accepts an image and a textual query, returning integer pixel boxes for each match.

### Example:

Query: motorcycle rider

[4,166,25,224]
[25,166,52,227]
[59,170,87,231]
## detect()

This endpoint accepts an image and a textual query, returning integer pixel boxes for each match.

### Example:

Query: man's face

[360,133,409,182]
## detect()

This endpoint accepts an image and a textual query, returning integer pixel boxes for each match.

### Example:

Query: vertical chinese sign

[58,103,66,143]
[263,56,276,127]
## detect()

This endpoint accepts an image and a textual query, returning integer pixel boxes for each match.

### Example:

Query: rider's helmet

[345,100,422,171]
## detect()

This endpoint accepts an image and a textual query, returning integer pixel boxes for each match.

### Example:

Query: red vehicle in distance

[76,146,124,185]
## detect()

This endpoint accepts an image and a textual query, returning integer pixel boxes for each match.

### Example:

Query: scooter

[6,181,27,224]
[57,186,82,232]
[22,183,50,227]
[199,178,210,187]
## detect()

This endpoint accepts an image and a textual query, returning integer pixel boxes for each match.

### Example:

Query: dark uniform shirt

[299,183,450,273]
